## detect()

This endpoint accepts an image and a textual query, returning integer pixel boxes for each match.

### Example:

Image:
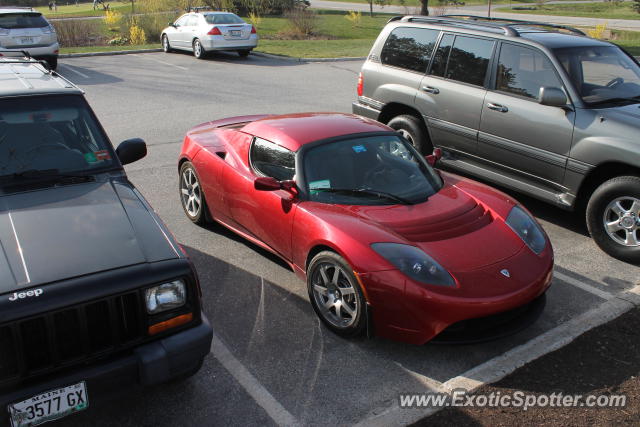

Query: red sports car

[178,113,554,345]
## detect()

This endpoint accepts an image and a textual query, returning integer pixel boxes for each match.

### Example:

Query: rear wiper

[312,187,414,205]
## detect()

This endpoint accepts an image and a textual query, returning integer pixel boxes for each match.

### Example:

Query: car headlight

[506,206,547,255]
[145,279,186,314]
[371,243,455,287]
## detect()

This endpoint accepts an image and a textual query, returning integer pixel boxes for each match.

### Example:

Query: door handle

[487,103,508,113]
[422,86,439,94]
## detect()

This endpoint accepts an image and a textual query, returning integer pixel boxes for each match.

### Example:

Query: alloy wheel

[181,167,201,218]
[603,196,640,247]
[311,262,359,328]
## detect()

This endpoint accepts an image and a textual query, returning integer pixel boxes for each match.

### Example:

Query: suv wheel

[586,176,640,263]
[387,115,432,154]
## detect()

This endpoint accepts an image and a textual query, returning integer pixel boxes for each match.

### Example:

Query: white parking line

[554,271,614,300]
[135,54,188,71]
[59,64,89,79]
[210,330,299,427]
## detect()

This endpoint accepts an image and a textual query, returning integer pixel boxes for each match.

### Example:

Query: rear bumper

[1,313,212,420]
[0,43,59,58]
[352,100,380,120]
[202,35,258,51]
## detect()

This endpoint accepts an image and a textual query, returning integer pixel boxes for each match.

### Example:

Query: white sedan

[161,12,258,59]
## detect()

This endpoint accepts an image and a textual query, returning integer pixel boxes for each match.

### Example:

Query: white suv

[0,8,59,69]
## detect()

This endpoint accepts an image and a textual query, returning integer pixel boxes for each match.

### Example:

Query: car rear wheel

[46,57,57,71]
[307,251,367,337]
[587,176,640,263]
[179,162,208,225]
[193,39,206,59]
[387,114,432,155]
[238,50,250,57]
[162,35,172,53]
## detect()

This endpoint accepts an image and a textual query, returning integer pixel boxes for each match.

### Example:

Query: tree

[420,0,429,15]
[633,0,640,13]
[364,0,392,17]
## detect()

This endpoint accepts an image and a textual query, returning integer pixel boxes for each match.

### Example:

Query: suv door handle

[422,86,439,94]
[487,103,508,113]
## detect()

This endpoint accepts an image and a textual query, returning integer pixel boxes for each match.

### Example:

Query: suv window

[0,13,49,29]
[437,35,495,86]
[250,138,295,181]
[496,43,563,100]
[430,33,454,78]
[381,27,440,73]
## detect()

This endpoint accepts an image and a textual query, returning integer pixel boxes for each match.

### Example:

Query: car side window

[186,16,199,27]
[439,36,495,86]
[380,27,440,73]
[496,44,563,100]
[174,15,188,26]
[250,138,295,181]
[430,33,454,78]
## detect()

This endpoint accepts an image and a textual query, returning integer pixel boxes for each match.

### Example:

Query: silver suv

[0,7,59,69]
[353,15,640,263]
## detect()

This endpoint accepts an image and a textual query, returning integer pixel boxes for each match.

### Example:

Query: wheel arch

[576,162,640,211]
[378,102,424,125]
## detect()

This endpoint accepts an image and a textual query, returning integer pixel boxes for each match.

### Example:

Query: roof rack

[0,50,31,59]
[443,15,586,36]
[0,51,55,73]
[397,14,586,37]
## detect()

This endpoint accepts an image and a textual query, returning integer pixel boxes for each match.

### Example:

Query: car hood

[598,103,640,124]
[0,180,179,294]
[338,179,524,272]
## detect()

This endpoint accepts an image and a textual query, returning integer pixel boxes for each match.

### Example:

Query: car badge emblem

[500,269,511,278]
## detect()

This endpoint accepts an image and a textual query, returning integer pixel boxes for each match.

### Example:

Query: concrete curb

[59,48,162,58]
[251,51,366,62]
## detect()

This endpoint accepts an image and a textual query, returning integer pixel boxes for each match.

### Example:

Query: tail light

[251,25,256,34]
[357,72,364,97]
[207,26,222,36]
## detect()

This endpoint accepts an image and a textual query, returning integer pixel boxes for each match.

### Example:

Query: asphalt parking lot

[52,51,640,426]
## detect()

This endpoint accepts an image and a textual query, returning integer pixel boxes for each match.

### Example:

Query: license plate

[19,37,34,45]
[229,30,241,37]
[8,382,89,427]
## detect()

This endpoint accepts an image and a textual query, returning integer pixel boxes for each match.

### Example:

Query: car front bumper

[360,244,554,345]
[0,313,212,422]
[202,35,258,51]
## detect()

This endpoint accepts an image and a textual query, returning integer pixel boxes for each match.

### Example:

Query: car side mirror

[538,87,567,107]
[254,176,281,191]
[425,148,442,167]
[116,138,147,165]
[170,22,178,27]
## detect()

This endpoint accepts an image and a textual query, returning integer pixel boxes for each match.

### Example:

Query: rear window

[380,27,440,73]
[0,13,49,29]
[205,13,244,25]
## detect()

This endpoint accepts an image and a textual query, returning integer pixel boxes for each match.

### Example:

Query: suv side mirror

[425,148,442,167]
[538,87,567,107]
[116,138,147,165]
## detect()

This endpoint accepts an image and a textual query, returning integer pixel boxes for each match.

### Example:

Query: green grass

[611,30,640,56]
[256,39,374,57]
[36,1,132,18]
[496,3,640,20]
[60,43,160,54]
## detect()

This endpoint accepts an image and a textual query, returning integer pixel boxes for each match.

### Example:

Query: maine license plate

[229,30,241,37]
[19,37,34,44]
[8,382,89,427]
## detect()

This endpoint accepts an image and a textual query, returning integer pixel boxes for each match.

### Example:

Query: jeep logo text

[9,289,43,301]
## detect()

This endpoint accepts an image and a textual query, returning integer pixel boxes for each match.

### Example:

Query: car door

[478,42,575,186]
[169,14,189,48]
[222,137,298,260]
[416,34,495,156]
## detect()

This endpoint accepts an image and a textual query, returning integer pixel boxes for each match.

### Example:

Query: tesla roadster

[178,113,554,344]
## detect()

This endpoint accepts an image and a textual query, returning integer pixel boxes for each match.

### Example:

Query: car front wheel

[193,39,205,59]
[587,176,640,263]
[387,114,432,155]
[307,251,367,337]
[162,35,172,53]
[179,162,208,225]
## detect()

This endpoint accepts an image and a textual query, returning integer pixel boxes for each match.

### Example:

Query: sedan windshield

[205,13,244,25]
[303,135,443,205]
[0,95,117,179]
[554,45,640,106]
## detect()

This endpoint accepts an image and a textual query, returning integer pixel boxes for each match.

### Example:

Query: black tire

[586,175,640,264]
[238,49,250,57]
[193,38,206,59]
[162,34,172,53]
[307,251,367,338]
[387,114,432,155]
[46,57,57,70]
[179,161,208,225]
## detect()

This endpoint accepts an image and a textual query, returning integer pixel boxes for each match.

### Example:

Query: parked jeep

[353,15,640,263]
[0,57,212,426]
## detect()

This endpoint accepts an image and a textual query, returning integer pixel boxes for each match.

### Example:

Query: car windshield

[0,95,117,179]
[554,45,640,106]
[303,135,443,205]
[0,13,48,29]
[205,13,244,25]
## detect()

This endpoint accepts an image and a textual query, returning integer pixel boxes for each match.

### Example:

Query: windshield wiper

[312,187,414,205]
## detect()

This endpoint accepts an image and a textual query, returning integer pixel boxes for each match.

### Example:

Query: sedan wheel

[162,35,172,53]
[307,251,367,337]
[179,162,207,225]
[193,39,205,59]
[587,176,640,263]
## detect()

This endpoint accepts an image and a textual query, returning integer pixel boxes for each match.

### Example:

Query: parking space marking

[210,330,299,427]
[554,271,614,300]
[59,64,89,79]
[135,54,189,71]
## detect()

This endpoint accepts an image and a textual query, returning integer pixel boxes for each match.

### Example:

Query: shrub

[108,36,130,45]
[248,12,262,28]
[345,10,362,27]
[104,10,122,27]
[52,19,105,47]
[633,0,640,13]
[284,6,317,36]
[587,22,609,39]
[129,24,147,45]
